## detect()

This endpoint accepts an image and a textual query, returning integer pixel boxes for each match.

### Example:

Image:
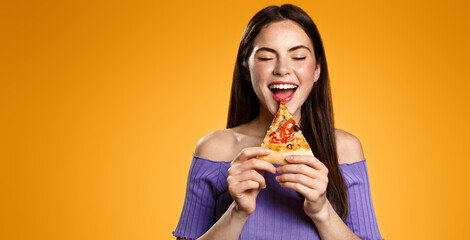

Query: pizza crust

[257,149,313,165]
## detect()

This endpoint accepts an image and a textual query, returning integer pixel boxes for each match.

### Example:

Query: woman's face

[247,20,320,117]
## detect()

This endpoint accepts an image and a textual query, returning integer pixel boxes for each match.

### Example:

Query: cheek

[250,63,273,82]
[296,61,316,78]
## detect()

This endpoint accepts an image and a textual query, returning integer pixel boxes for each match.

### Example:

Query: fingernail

[275,176,280,181]
[276,167,282,173]
[285,155,293,161]
[264,148,272,153]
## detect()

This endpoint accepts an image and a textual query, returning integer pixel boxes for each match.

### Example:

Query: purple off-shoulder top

[173,155,383,240]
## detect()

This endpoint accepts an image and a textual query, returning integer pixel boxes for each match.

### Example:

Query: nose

[273,57,291,76]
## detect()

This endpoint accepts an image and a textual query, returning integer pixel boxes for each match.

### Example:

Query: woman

[173,4,382,240]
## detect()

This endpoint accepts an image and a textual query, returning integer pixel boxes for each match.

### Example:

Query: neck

[248,105,272,137]
[292,106,302,124]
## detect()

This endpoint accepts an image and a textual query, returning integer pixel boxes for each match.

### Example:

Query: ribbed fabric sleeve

[173,156,383,240]
[341,160,384,240]
[172,156,230,239]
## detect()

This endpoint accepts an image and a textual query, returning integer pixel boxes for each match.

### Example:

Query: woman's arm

[197,147,275,239]
[275,131,370,239]
[176,202,249,240]
[276,155,361,240]
[177,147,276,240]
[311,201,361,240]
[195,201,250,240]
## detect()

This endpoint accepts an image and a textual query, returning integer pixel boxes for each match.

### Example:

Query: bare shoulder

[334,128,365,164]
[194,129,239,162]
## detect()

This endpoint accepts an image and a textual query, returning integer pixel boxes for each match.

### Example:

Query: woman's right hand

[227,147,276,217]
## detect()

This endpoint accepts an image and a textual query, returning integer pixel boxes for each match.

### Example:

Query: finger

[285,155,325,171]
[241,180,261,190]
[276,165,328,183]
[276,164,311,175]
[278,181,316,199]
[228,169,267,189]
[276,174,327,192]
[229,180,261,196]
[233,147,272,163]
[275,173,316,189]
[234,158,276,174]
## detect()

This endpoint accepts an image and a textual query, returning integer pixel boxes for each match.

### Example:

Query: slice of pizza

[257,99,314,165]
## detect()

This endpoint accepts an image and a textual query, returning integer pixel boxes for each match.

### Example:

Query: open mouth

[268,83,298,102]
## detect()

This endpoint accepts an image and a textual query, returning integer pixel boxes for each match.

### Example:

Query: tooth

[270,84,298,89]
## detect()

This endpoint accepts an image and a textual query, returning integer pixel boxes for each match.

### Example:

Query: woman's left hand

[275,155,329,219]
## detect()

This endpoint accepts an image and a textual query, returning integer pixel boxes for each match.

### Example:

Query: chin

[261,99,278,117]
[286,100,303,118]
[267,103,279,116]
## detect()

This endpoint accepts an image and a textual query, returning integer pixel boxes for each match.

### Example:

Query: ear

[314,63,321,83]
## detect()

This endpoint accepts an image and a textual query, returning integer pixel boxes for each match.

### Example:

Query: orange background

[1,0,469,239]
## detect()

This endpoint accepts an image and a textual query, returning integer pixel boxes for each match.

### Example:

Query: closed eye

[258,57,274,61]
[293,57,306,60]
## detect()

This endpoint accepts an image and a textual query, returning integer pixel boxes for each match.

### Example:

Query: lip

[268,81,298,103]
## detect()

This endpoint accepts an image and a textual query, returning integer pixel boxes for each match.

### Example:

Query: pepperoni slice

[269,118,295,144]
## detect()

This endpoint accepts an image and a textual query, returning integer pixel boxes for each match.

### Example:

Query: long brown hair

[226,4,349,220]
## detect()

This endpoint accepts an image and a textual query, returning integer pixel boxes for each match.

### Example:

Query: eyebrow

[255,45,312,54]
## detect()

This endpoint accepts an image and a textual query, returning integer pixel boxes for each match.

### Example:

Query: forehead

[253,20,313,50]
